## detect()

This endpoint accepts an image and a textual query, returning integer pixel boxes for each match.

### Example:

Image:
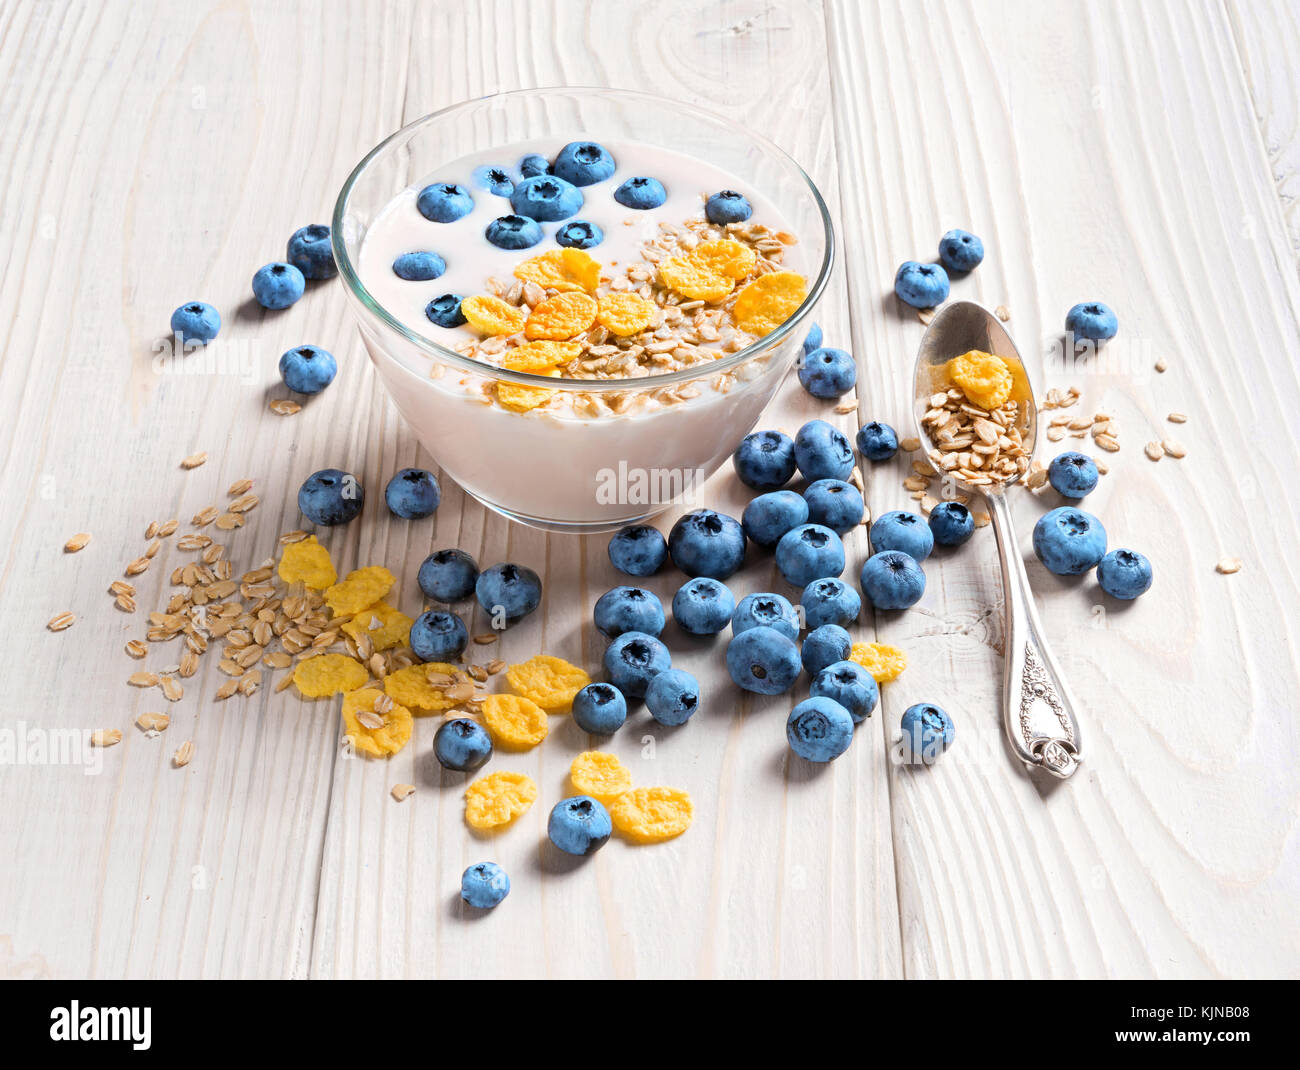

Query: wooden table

[2,0,1297,980]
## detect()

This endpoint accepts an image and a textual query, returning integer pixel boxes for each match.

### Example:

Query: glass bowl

[332,87,833,533]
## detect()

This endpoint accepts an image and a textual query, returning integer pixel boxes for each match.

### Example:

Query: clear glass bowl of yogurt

[333,87,833,533]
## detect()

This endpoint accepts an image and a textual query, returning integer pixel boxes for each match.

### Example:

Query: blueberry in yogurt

[1097,548,1153,600]
[572,682,628,735]
[803,479,864,535]
[794,420,855,482]
[645,668,700,727]
[417,182,473,223]
[475,562,543,624]
[278,344,337,395]
[614,176,667,210]
[170,301,221,345]
[252,262,305,310]
[860,550,926,610]
[518,152,550,179]
[548,796,612,856]
[870,510,934,562]
[668,509,746,580]
[798,347,857,399]
[298,469,364,526]
[726,625,800,695]
[485,214,543,250]
[1032,507,1107,576]
[391,251,446,281]
[733,430,797,491]
[938,228,984,273]
[671,577,735,637]
[894,260,950,309]
[741,490,808,549]
[410,609,468,662]
[1048,451,1100,499]
[775,524,845,588]
[435,717,493,772]
[509,174,584,222]
[384,467,440,519]
[800,624,852,677]
[472,164,515,198]
[460,862,510,909]
[556,220,604,249]
[856,421,899,462]
[602,631,671,699]
[418,548,480,603]
[787,696,855,762]
[287,224,336,280]
[732,592,800,641]
[551,141,616,187]
[800,577,860,630]
[593,585,665,639]
[607,524,667,577]
[705,189,752,225]
[425,293,467,328]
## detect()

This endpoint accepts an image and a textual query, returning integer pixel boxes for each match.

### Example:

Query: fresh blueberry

[170,301,221,345]
[614,176,667,210]
[798,347,857,400]
[1097,548,1153,600]
[410,610,468,662]
[518,153,550,179]
[252,262,306,310]
[794,420,855,482]
[509,174,584,221]
[1048,451,1099,499]
[434,717,493,772]
[803,479,864,535]
[938,228,984,273]
[475,562,543,623]
[602,631,671,698]
[871,510,934,562]
[860,550,926,610]
[742,491,808,549]
[417,182,473,223]
[384,467,440,519]
[668,509,746,580]
[472,164,515,198]
[298,469,364,526]
[726,625,801,695]
[1032,507,1107,576]
[929,501,975,547]
[810,661,878,724]
[801,577,860,630]
[485,214,543,250]
[856,421,899,462]
[900,702,955,763]
[787,697,855,762]
[572,682,628,735]
[391,251,446,281]
[594,585,665,639]
[775,524,845,588]
[705,189,752,225]
[802,322,824,357]
[426,293,467,328]
[1066,301,1119,343]
[732,592,800,641]
[278,344,337,395]
[555,220,604,249]
[548,795,613,856]
[287,224,336,280]
[460,862,510,909]
[418,548,480,602]
[671,577,735,636]
[645,669,701,727]
[894,261,950,308]
[801,624,852,676]
[551,142,616,187]
[607,524,667,577]
[733,430,797,491]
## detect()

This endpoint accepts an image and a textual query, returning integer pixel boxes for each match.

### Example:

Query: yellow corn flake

[570,751,633,803]
[341,689,413,757]
[383,661,460,713]
[850,642,908,683]
[506,654,591,713]
[610,787,693,844]
[294,653,369,698]
[481,693,549,750]
[496,375,558,413]
[524,291,598,341]
[658,256,733,303]
[732,271,809,336]
[340,601,412,652]
[501,340,582,372]
[689,238,758,281]
[464,770,538,830]
[277,534,337,590]
[324,566,395,617]
[947,349,1013,410]
[461,295,528,336]
[512,248,601,293]
[596,293,656,337]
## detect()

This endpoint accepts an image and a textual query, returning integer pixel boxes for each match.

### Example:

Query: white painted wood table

[1,0,1297,980]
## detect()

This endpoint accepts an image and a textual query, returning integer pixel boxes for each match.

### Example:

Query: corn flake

[496,376,558,413]
[294,653,369,698]
[277,534,337,590]
[340,601,412,652]
[513,248,601,293]
[947,350,1013,410]
[689,239,757,281]
[658,256,733,303]
[341,689,413,757]
[506,654,591,713]
[501,340,582,372]
[850,642,908,683]
[462,295,528,336]
[610,787,693,844]
[524,291,598,341]
[383,661,460,713]
[481,693,549,750]
[324,566,395,617]
[464,770,538,830]
[596,293,656,337]
[570,751,633,803]
[732,271,808,336]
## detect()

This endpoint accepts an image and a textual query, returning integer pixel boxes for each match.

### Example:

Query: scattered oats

[848,466,864,490]
[917,308,936,325]
[192,506,219,527]
[274,673,296,693]
[114,593,137,613]
[64,532,90,553]
[486,658,506,675]
[228,493,259,514]
[1144,441,1164,462]
[238,670,262,696]
[279,530,309,544]
[173,741,195,767]
[1167,412,1187,424]
[1095,458,1108,475]
[270,399,301,416]
[899,436,921,452]
[145,521,160,539]
[228,478,254,496]
[1025,463,1049,490]
[1046,426,1066,442]
[176,534,211,551]
[214,678,240,700]
[1094,433,1120,452]
[920,494,939,514]
[215,512,244,531]
[160,676,184,702]
[91,729,122,747]
[179,649,199,678]
[180,451,208,470]
[125,556,151,576]
[1161,439,1186,459]
[472,632,499,645]
[159,520,179,537]
[973,511,991,528]
[137,712,170,733]
[356,710,386,730]
[1154,358,1167,373]
[125,639,147,659]
[47,611,76,632]
[903,476,929,492]
[369,653,387,679]
[994,305,1011,321]
[1216,556,1242,575]
[391,783,416,802]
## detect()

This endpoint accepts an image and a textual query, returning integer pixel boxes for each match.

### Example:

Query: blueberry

[800,624,852,676]
[384,467,440,519]
[802,322,824,357]
[417,182,473,223]
[1032,507,1107,576]
[894,261,950,308]
[1065,301,1119,343]
[602,631,671,698]
[732,592,800,641]
[298,469,364,526]
[551,142,617,187]
[726,625,801,695]
[900,702,955,763]
[938,228,984,273]
[475,562,543,624]
[810,661,878,724]
[742,490,809,549]
[1048,451,1099,499]
[485,214,543,250]
[607,524,667,577]
[803,479,864,535]
[870,510,934,562]
[705,189,752,225]
[555,220,604,249]
[410,610,468,662]
[1097,548,1153,600]
[287,224,336,280]
[434,717,493,772]
[645,668,700,727]
[418,548,480,602]
[572,682,628,735]
[425,293,467,328]
[929,502,975,547]
[860,550,926,610]
[800,577,860,630]
[548,795,612,856]
[668,509,746,580]
[614,176,667,210]
[472,164,515,197]
[252,262,306,310]
[794,420,855,482]
[518,153,550,179]
[594,585,665,639]
[733,430,797,491]
[775,523,845,588]
[509,174,584,221]
[460,862,510,909]
[170,301,221,345]
[278,344,337,395]
[391,251,446,281]
[798,347,857,399]
[671,578,735,636]
[787,697,855,762]
[856,421,899,462]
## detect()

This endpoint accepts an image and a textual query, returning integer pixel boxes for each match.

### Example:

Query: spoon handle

[985,491,1085,778]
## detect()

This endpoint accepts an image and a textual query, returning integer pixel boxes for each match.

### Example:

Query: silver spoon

[913,301,1084,779]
